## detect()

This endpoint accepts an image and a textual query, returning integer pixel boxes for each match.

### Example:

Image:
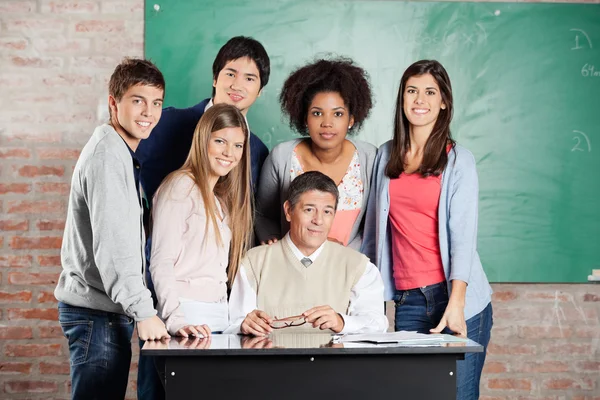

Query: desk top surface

[142,334,483,356]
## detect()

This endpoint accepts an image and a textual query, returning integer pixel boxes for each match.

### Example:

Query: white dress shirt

[225,234,389,334]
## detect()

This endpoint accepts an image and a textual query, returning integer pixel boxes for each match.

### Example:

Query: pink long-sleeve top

[149,174,231,334]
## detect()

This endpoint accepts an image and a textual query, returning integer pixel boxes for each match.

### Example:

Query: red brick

[38,255,62,267]
[7,200,63,214]
[10,237,63,250]
[0,1,36,13]
[0,362,33,375]
[95,37,144,54]
[0,255,33,268]
[101,1,144,14]
[523,291,571,302]
[0,219,29,231]
[5,131,62,143]
[572,397,600,400]
[74,20,125,33]
[37,148,81,160]
[490,325,515,339]
[575,326,600,338]
[11,56,63,68]
[0,38,28,51]
[0,291,32,303]
[514,361,570,373]
[4,380,58,393]
[5,343,62,357]
[71,56,119,69]
[7,308,59,321]
[482,361,507,374]
[43,111,95,124]
[33,37,91,53]
[38,291,58,304]
[0,148,31,158]
[40,361,70,375]
[36,182,70,195]
[6,19,66,33]
[487,378,532,391]
[43,0,98,13]
[0,183,31,194]
[583,293,600,302]
[16,165,65,178]
[42,73,93,87]
[0,326,33,339]
[543,342,593,355]
[492,290,518,302]
[576,361,600,372]
[8,272,60,285]
[39,325,64,339]
[487,343,537,355]
[37,219,65,231]
[518,326,572,339]
[0,74,32,88]
[543,377,595,390]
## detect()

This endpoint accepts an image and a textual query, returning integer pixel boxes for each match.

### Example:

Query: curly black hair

[279,57,373,136]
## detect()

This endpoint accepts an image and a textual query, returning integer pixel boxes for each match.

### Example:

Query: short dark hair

[279,57,373,135]
[287,171,339,210]
[108,58,165,118]
[212,36,270,97]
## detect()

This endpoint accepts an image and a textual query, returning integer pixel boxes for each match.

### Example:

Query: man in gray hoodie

[55,58,170,399]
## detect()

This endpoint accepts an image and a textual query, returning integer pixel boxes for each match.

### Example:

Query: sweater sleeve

[254,147,284,243]
[448,150,479,284]
[84,152,155,321]
[149,176,195,334]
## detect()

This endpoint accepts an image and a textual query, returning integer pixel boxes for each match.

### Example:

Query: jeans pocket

[394,291,408,306]
[109,315,134,348]
[60,320,93,366]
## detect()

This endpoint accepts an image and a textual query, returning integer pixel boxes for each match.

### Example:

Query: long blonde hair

[159,103,253,286]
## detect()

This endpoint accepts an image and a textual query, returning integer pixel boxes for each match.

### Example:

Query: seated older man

[226,171,388,336]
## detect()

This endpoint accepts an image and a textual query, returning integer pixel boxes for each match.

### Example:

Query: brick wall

[0,0,598,399]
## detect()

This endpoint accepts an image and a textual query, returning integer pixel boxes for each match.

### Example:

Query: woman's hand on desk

[241,309,273,336]
[176,324,211,339]
[430,304,467,338]
[303,305,344,333]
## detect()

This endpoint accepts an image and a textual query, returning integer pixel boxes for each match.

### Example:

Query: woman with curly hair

[255,57,376,249]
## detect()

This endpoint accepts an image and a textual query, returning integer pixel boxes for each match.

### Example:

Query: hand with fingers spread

[241,309,273,336]
[176,324,211,339]
[303,305,344,333]
[430,303,467,337]
[241,335,274,349]
[179,335,212,350]
[137,316,171,341]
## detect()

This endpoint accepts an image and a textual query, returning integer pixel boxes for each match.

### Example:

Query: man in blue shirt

[136,36,271,400]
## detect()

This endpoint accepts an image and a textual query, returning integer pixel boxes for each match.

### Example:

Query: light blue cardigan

[361,141,492,320]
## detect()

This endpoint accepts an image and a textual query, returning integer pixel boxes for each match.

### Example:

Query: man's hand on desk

[303,305,344,333]
[241,309,273,336]
[176,324,211,339]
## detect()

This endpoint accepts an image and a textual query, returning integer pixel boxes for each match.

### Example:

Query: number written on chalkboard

[571,130,592,152]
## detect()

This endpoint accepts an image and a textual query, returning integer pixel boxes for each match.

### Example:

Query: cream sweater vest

[243,239,368,332]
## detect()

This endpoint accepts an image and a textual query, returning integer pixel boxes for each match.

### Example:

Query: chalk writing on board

[571,130,591,152]
[443,23,488,47]
[570,29,593,50]
[581,64,600,77]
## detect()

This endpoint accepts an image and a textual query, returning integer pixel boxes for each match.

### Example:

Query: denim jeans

[58,302,135,400]
[393,282,493,400]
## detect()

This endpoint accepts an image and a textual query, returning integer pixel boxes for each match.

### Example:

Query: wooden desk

[142,333,483,400]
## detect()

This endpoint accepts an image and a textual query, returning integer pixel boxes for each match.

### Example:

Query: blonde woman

[150,103,253,338]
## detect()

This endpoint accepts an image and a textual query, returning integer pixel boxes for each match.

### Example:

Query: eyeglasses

[271,315,306,329]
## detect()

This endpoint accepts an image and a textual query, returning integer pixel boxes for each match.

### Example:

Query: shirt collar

[284,233,326,263]
[205,99,251,131]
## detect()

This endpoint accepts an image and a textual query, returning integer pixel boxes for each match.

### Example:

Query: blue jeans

[394,282,493,400]
[58,302,135,400]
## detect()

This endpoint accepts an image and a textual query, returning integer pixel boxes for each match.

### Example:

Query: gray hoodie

[54,124,155,321]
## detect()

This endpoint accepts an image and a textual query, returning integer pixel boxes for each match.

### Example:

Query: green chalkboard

[145,1,600,282]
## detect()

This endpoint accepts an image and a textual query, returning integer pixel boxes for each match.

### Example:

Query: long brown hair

[385,60,455,178]
[159,103,253,286]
